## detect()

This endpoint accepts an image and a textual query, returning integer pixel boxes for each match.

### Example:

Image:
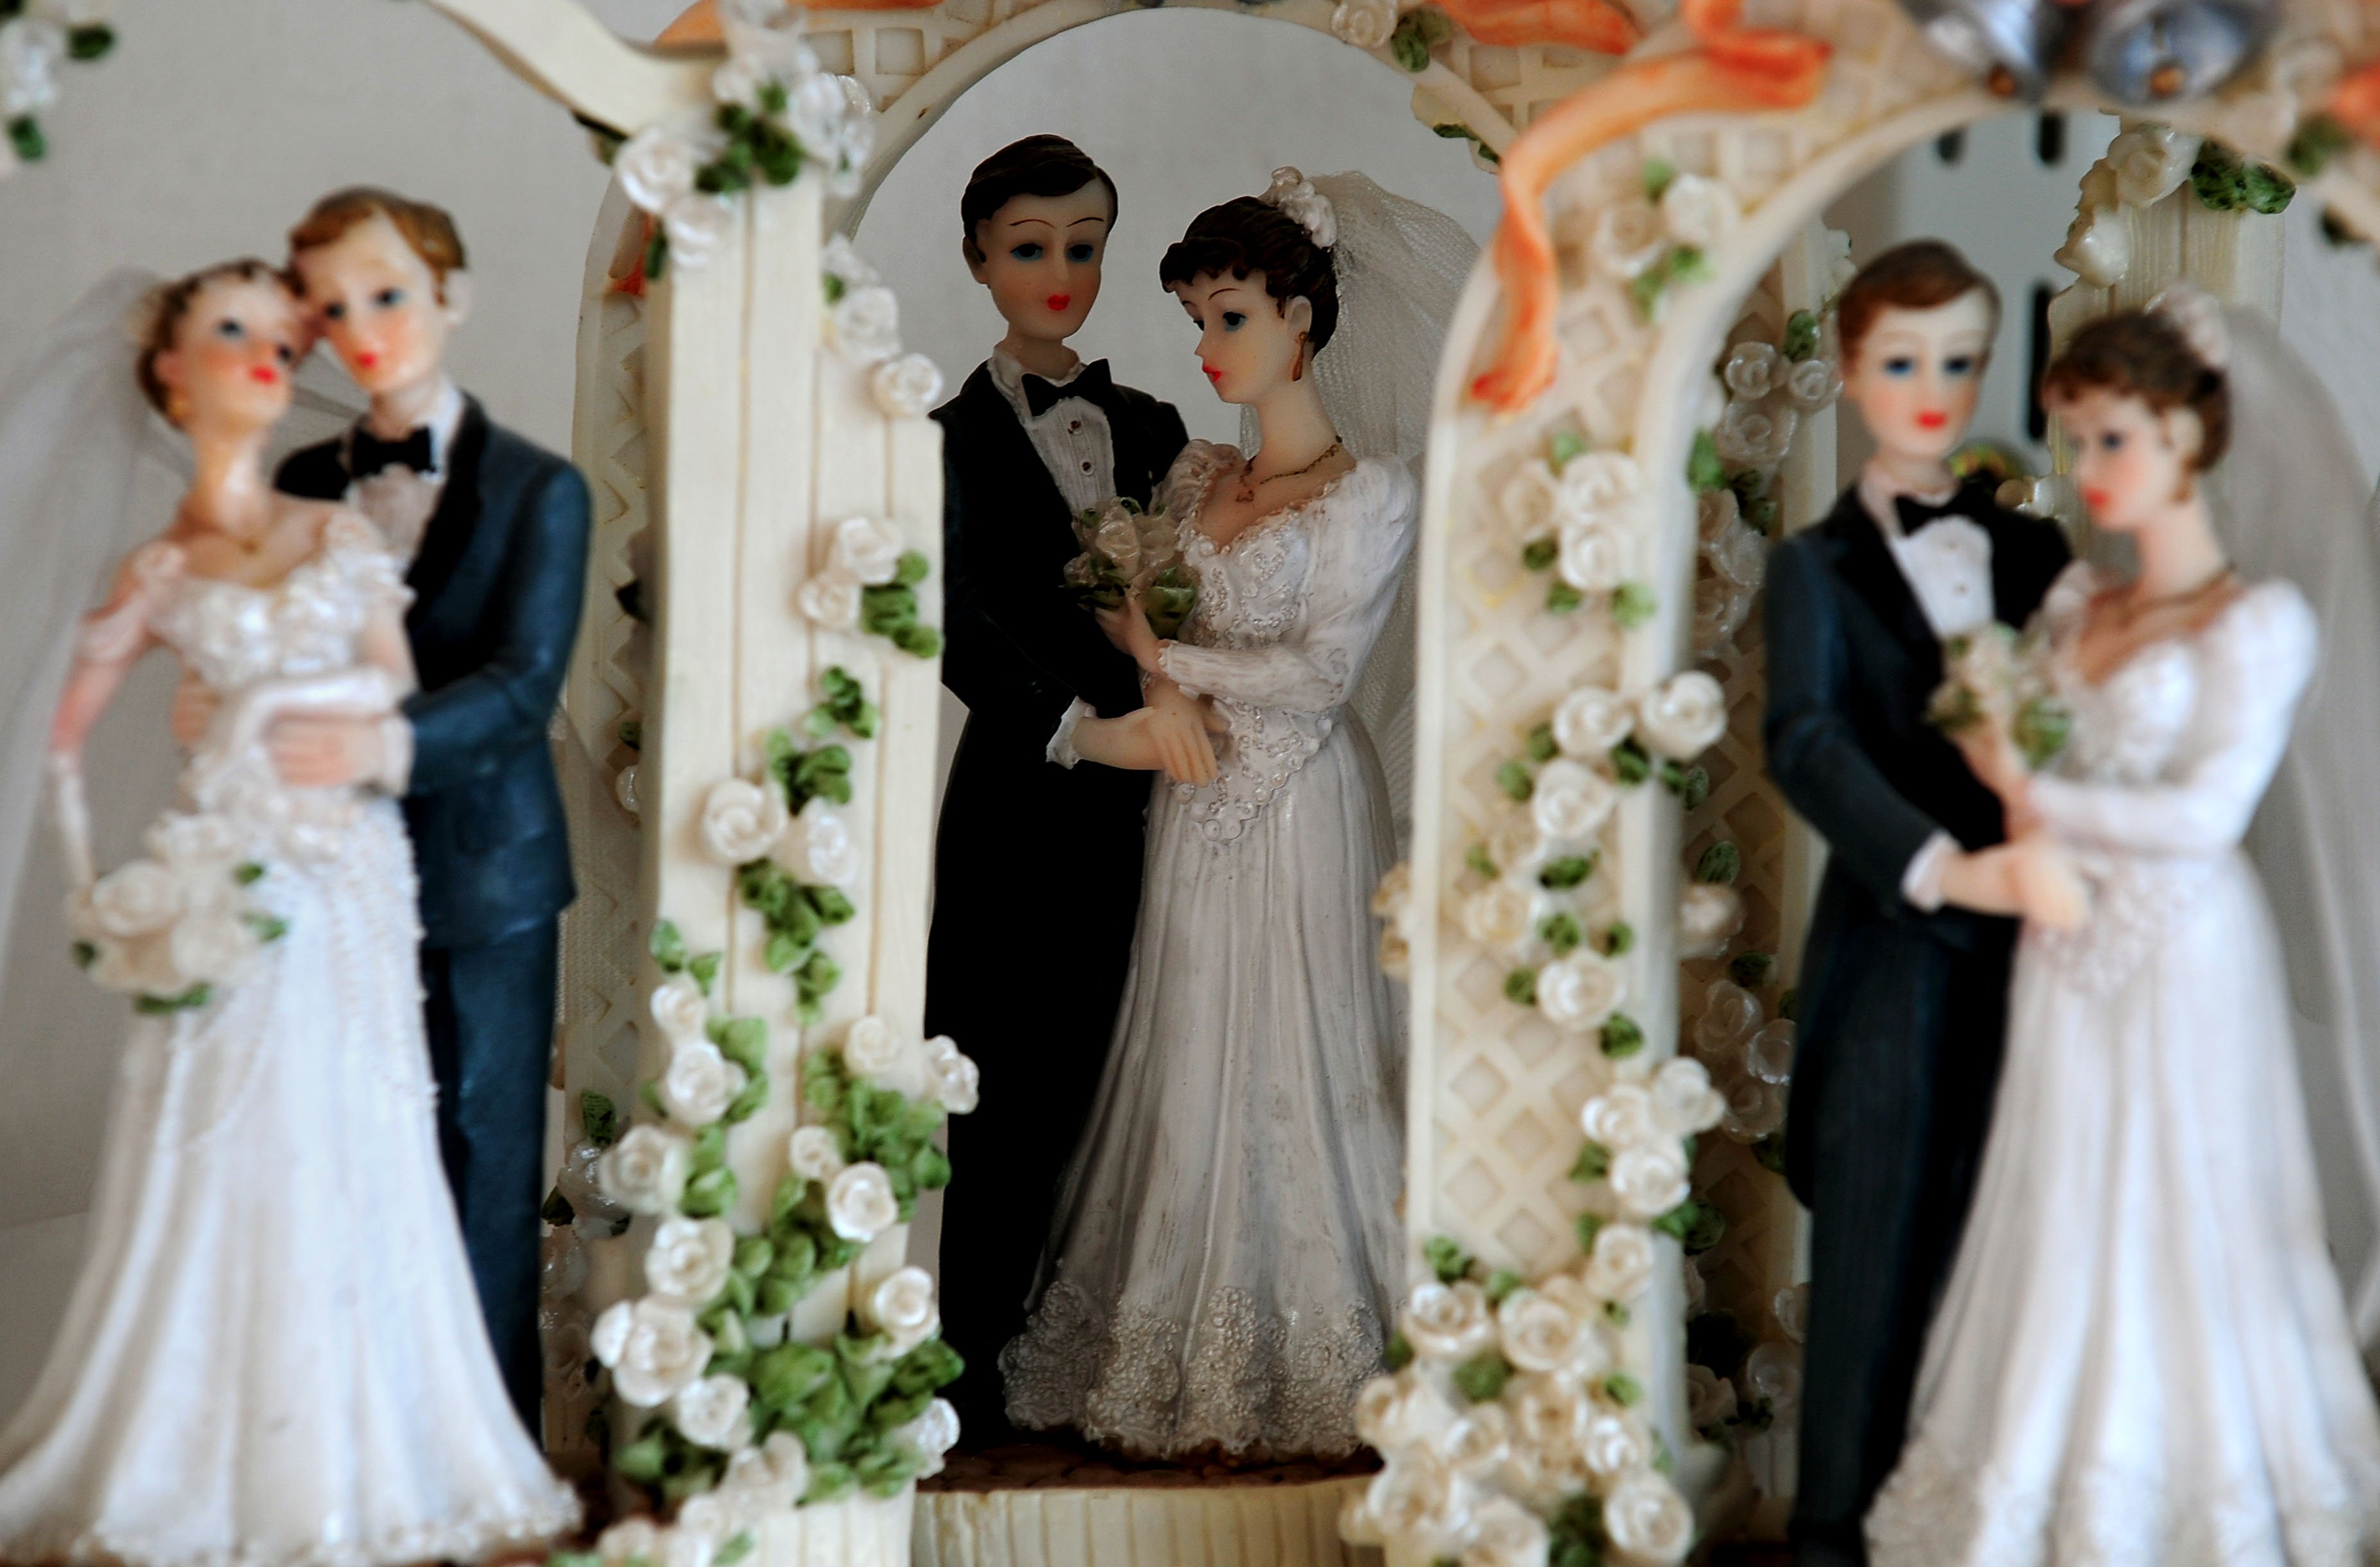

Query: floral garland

[1585,161,1736,325]
[70,810,287,1012]
[0,0,113,178]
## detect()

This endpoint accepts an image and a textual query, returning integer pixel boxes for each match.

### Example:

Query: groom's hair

[1837,240,1998,370]
[960,136,1118,266]
[288,187,468,302]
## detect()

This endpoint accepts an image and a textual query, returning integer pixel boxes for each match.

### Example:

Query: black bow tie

[1021,359,1115,419]
[1895,492,1974,535]
[351,425,436,478]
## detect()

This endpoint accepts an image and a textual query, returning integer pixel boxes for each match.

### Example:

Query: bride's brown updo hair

[1159,197,1340,353]
[2042,309,2231,472]
[135,258,287,424]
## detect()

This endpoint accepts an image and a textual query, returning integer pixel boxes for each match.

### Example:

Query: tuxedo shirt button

[1068,420,1082,433]
[1081,461,1093,473]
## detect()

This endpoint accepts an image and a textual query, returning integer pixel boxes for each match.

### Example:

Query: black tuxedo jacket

[1763,480,2070,1197]
[278,398,591,950]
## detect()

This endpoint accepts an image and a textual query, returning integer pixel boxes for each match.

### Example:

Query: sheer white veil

[2209,303,2380,1353]
[1240,170,1477,850]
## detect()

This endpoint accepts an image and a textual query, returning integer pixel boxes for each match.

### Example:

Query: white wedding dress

[0,515,578,1567]
[1868,563,2380,1567]
[1001,442,1414,1460]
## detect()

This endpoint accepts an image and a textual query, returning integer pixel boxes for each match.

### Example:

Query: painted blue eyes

[2099,431,2125,451]
[1880,353,1977,377]
[1066,244,1094,263]
[214,319,246,341]
[1945,355,1977,376]
[1882,356,1916,376]
[376,287,405,308]
[1010,243,1044,262]
[1221,312,1245,330]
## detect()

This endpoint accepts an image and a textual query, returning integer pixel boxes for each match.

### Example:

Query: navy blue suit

[278,397,590,1432]
[1762,481,2067,1566]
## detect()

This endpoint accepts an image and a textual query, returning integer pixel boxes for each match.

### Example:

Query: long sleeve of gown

[2030,583,2317,858]
[1157,464,1418,717]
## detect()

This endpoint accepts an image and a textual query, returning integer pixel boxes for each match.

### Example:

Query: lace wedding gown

[1003,442,1414,1459]
[0,515,578,1567]
[1868,564,2380,1567]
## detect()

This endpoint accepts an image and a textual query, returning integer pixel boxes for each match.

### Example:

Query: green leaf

[753,1341,839,1412]
[891,623,944,659]
[717,1018,769,1074]
[1495,761,1534,802]
[541,1186,576,1227]
[644,228,669,284]
[681,1164,739,1218]
[1782,308,1821,362]
[734,1236,776,1279]
[135,984,212,1015]
[2289,112,2354,178]
[1430,121,1501,165]
[1654,1195,1727,1252]
[66,23,114,58]
[1603,920,1634,956]
[649,920,689,973]
[1687,430,1727,492]
[1729,951,1777,989]
[1575,1211,1605,1252]
[1678,766,1712,810]
[1484,1269,1525,1305]
[894,551,932,587]
[1668,246,1712,285]
[1539,854,1596,891]
[1600,1012,1646,1060]
[1388,8,1441,69]
[763,930,806,975]
[1641,157,1677,201]
[6,115,44,162]
[1383,1332,1415,1371]
[1604,1372,1644,1407]
[1753,1132,1789,1177]
[71,940,96,970]
[1465,843,1498,879]
[889,1336,966,1398]
[1611,582,1658,630]
[1605,1300,1632,1327]
[723,1069,770,1126]
[715,1534,757,1567]
[1697,841,1742,885]
[1545,581,1585,615]
[244,913,290,943]
[1570,1141,1612,1182]
[1610,739,1651,786]
[581,1091,621,1148]
[1525,722,1559,763]
[1778,986,1798,1022]
[1539,912,1584,954]
[1629,265,1669,323]
[1520,537,1558,573]
[805,885,858,926]
[613,1431,669,1484]
[235,861,267,885]
[1546,430,1589,471]
[1452,1350,1513,1403]
[692,1123,729,1174]
[1422,1234,1473,1284]
[1504,968,1539,1007]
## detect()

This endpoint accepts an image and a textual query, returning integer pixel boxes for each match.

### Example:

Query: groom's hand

[170,673,218,749]
[267,714,386,790]
[1144,682,1217,787]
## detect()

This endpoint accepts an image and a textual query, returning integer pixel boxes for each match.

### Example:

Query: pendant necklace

[1232,439,1341,507]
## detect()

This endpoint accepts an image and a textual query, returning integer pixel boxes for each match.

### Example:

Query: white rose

[1650,1057,1726,1135]
[1696,485,1741,544]
[1338,1492,1387,1547]
[699,775,787,865]
[646,1215,737,1303]
[1462,879,1542,956]
[1557,517,1630,594]
[841,1014,905,1081]
[1658,172,1738,250]
[1500,461,1563,543]
[1581,1221,1656,1303]
[826,1161,899,1241]
[598,1519,663,1567]
[657,1524,715,1567]
[796,567,862,630]
[145,812,240,876]
[926,1035,980,1114]
[616,123,705,214]
[1582,1411,1649,1478]
[661,1036,748,1127]
[1353,1367,1456,1450]
[1693,978,1764,1059]
[1580,1083,1659,1150]
[830,285,902,364]
[782,67,849,155]
[1557,451,1643,520]
[1400,1279,1495,1363]
[1464,1497,1550,1567]
[866,1265,941,1355]
[1604,1471,1693,1566]
[1496,1287,1599,1375]
[1538,951,1625,1034]
[2109,124,2201,206]
[1609,1141,1691,1219]
[1723,340,1780,402]
[723,1429,811,1507]
[1684,1255,1708,1317]
[1687,1364,1738,1429]
[1443,1402,1511,1475]
[2056,204,2131,287]
[167,908,254,987]
[1379,929,1412,980]
[1722,1076,1786,1142]
[1486,809,1551,880]
[1704,517,1768,592]
[891,1397,960,1478]
[828,515,905,587]
[649,975,711,1045]
[663,194,735,271]
[1784,355,1841,412]
[1744,1341,1804,1414]
[1505,1371,1591,1459]
[88,859,182,938]
[711,50,770,110]
[1364,1448,1473,1554]
[1530,759,1617,841]
[1330,0,1398,48]
[1553,685,1634,757]
[601,1124,694,1215]
[1371,860,1412,919]
[1501,1432,1593,1511]
[1692,578,1754,660]
[1774,1281,1810,1345]
[673,1373,754,1452]
[871,353,944,420]
[786,1123,847,1183]
[1713,398,1796,469]
[1588,200,1667,282]
[1677,882,1744,960]
[1635,672,1727,760]
[819,234,880,291]
[780,796,859,888]
[591,1296,715,1407]
[678,1491,738,1550]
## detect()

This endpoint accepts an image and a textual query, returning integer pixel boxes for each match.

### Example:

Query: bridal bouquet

[1064,496,1198,639]
[71,810,287,1014]
[1927,622,2071,771]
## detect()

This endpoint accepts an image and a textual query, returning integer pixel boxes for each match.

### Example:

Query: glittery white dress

[1002,442,1415,1460]
[0,516,578,1567]
[1868,564,2380,1567]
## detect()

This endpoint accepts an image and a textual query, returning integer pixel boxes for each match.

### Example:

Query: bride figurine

[1866,291,2380,1565]
[998,170,1472,1459]
[0,262,576,1564]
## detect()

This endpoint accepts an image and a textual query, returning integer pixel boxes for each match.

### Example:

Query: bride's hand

[2006,835,2089,932]
[1144,681,1218,786]
[1094,595,1164,675]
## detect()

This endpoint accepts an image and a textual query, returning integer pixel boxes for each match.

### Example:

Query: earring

[1291,332,1309,383]
[166,387,190,425]
[2075,0,2275,101]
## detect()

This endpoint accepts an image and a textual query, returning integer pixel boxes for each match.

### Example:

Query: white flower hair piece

[1261,167,1337,250]
[2148,283,2230,371]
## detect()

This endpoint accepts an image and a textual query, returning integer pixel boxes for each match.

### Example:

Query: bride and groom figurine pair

[0,189,587,1561]
[926,135,1472,1457]
[1770,241,2380,1566]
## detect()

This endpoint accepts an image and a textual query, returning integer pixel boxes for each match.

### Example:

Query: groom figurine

[925,135,1196,1438]
[1763,241,2071,1566]
[186,188,591,1431]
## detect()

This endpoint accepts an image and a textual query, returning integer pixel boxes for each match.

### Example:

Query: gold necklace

[1232,440,1342,507]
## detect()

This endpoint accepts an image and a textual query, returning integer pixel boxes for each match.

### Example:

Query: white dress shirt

[1857,467,1997,912]
[987,349,1116,514]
